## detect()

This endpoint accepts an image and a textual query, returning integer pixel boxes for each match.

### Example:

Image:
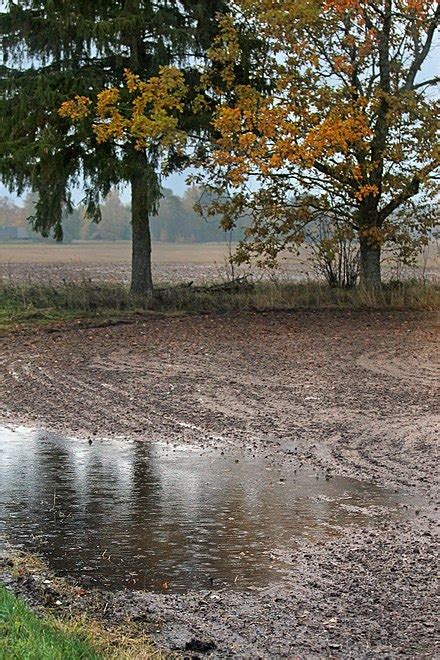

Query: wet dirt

[0,309,439,657]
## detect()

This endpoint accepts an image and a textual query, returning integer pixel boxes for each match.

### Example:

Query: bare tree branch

[402,4,440,92]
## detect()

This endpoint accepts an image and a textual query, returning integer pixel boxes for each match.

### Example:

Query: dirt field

[0,241,309,284]
[0,309,438,657]
[0,241,232,264]
[1,240,438,284]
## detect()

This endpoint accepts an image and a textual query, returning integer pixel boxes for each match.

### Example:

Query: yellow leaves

[124,69,140,93]
[269,153,283,168]
[405,0,431,17]
[355,183,379,201]
[121,67,187,150]
[198,0,439,275]
[59,67,187,152]
[94,112,127,144]
[58,96,91,121]
[94,87,126,143]
[323,0,431,23]
[238,132,257,149]
[213,106,243,135]
[228,164,248,185]
[212,149,235,167]
[96,87,120,115]
[304,111,372,157]
[235,85,263,111]
[323,0,359,10]
[211,84,375,192]
[127,66,186,115]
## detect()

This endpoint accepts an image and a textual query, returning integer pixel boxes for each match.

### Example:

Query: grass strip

[0,279,438,331]
[0,585,101,659]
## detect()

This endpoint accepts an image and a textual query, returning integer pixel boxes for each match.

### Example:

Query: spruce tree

[0,0,225,295]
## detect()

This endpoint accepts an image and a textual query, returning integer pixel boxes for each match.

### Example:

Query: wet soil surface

[0,310,439,657]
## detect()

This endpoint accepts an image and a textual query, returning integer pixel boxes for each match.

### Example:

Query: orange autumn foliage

[198,0,439,285]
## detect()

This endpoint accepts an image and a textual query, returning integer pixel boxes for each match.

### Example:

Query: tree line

[0,187,243,243]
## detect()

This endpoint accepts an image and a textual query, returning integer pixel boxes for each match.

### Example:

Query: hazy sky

[0,171,189,205]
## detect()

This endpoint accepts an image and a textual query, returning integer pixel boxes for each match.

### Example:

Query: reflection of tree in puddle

[0,427,410,592]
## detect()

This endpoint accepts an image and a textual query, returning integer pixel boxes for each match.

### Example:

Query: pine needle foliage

[0,0,225,294]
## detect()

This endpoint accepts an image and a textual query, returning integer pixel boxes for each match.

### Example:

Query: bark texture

[359,237,381,289]
[130,159,153,297]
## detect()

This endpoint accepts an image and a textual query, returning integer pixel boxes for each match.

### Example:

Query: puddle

[0,426,413,593]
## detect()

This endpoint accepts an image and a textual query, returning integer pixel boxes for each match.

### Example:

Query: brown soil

[1,309,439,657]
[2,240,437,284]
[0,241,308,284]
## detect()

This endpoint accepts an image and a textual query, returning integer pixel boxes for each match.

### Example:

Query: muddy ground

[0,310,439,657]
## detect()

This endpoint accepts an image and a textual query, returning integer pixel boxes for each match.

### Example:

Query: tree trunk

[130,161,153,297]
[359,236,381,289]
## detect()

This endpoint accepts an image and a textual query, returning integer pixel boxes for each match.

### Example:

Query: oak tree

[201,0,440,287]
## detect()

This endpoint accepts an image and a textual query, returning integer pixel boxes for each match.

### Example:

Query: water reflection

[0,427,409,592]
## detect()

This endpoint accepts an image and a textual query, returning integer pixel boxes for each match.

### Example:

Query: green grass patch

[0,585,102,659]
[0,279,438,331]
[0,583,158,659]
